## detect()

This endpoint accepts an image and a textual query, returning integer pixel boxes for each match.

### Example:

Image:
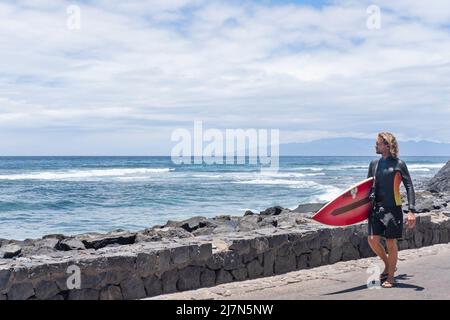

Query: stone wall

[1,211,450,300]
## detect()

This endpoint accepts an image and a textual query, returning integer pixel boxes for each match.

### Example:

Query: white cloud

[0,0,449,154]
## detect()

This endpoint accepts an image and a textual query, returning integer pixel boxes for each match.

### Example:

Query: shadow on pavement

[323,274,425,296]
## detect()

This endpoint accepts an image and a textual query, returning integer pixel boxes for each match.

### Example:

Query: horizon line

[0,155,449,157]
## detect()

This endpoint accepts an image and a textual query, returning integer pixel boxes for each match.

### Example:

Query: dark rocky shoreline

[0,203,324,259]
[0,160,449,300]
[0,161,450,259]
[1,161,449,260]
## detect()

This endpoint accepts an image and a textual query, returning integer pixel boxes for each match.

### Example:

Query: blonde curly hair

[378,132,399,158]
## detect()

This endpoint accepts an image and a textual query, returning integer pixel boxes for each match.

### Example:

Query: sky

[0,0,449,155]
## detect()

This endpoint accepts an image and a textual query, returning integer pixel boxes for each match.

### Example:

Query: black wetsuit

[367,156,416,239]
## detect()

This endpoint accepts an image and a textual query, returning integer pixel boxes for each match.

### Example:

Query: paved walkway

[149,243,450,300]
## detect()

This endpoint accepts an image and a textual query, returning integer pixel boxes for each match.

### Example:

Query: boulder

[42,234,66,241]
[258,217,278,228]
[229,239,251,255]
[136,252,157,278]
[0,269,12,290]
[413,191,434,210]
[200,269,216,287]
[20,238,59,256]
[78,232,136,250]
[222,251,244,271]
[192,227,215,237]
[213,215,231,221]
[246,260,264,278]
[276,213,310,228]
[7,282,35,300]
[0,239,8,247]
[140,227,193,241]
[143,276,162,297]
[274,254,296,273]
[0,244,22,259]
[161,269,178,293]
[308,249,322,268]
[263,251,275,276]
[35,280,60,300]
[342,243,360,261]
[231,267,248,281]
[100,285,123,300]
[292,203,326,214]
[165,216,216,233]
[209,216,240,234]
[259,206,285,216]
[171,245,190,265]
[120,276,146,300]
[215,269,233,285]
[236,215,262,232]
[56,238,86,251]
[36,238,59,249]
[177,266,202,291]
[67,289,100,300]
[428,161,450,192]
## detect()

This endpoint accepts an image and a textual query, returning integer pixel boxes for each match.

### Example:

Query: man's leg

[367,235,389,273]
[383,207,402,285]
[385,239,398,277]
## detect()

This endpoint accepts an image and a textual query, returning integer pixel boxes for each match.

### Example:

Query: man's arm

[399,160,416,212]
[367,160,374,179]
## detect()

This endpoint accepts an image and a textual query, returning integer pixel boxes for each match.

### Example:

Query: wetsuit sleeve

[399,160,416,212]
[367,160,374,178]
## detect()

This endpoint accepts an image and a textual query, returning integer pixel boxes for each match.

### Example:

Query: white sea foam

[291,167,324,172]
[409,163,445,169]
[294,165,367,171]
[191,174,225,179]
[326,165,368,171]
[306,172,326,176]
[234,179,321,187]
[190,171,324,181]
[408,164,445,172]
[114,176,155,181]
[259,172,325,178]
[0,168,174,180]
[314,186,343,202]
[239,208,258,212]
[327,163,444,172]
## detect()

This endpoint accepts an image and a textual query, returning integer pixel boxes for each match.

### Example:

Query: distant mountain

[279,138,450,156]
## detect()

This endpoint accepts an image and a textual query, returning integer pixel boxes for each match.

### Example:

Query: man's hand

[406,211,416,229]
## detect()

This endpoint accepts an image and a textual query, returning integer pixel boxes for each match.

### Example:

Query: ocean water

[0,156,446,240]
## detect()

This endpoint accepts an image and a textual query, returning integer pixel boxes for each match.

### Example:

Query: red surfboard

[312,177,374,226]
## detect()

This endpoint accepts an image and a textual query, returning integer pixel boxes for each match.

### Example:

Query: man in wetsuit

[367,132,416,288]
